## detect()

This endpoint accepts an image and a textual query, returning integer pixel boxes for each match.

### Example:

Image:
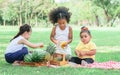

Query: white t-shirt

[54,25,69,41]
[54,25,71,55]
[5,36,25,54]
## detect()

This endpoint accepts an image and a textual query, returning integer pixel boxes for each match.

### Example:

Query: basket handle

[62,54,66,61]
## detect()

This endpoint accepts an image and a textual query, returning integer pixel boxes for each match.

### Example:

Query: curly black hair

[49,6,72,24]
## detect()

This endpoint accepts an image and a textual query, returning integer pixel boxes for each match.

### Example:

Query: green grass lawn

[0,26,120,75]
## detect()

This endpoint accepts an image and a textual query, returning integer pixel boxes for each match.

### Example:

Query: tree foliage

[0,0,120,27]
[92,0,120,26]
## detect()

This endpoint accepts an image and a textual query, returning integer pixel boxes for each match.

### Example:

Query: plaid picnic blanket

[81,61,120,69]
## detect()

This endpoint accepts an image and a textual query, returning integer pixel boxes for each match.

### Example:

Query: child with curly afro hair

[49,6,73,55]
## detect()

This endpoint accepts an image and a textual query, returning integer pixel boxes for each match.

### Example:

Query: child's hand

[54,40,59,45]
[39,43,44,48]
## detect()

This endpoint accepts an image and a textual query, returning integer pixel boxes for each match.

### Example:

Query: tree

[92,0,120,26]
[0,0,56,26]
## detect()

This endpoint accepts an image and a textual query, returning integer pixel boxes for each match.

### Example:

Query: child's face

[57,19,67,28]
[80,32,91,44]
[24,31,32,40]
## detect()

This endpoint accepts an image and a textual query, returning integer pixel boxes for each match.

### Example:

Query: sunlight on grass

[97,46,120,53]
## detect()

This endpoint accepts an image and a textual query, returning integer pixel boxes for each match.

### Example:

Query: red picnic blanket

[81,61,120,69]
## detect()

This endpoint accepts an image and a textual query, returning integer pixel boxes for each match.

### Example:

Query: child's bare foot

[40,43,44,48]
[81,60,88,67]
[12,61,23,66]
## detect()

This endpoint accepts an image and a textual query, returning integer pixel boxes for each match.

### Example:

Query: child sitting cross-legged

[70,26,96,66]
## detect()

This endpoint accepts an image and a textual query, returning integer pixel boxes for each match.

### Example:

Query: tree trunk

[17,17,19,26]
[12,20,14,26]
[86,18,92,26]
[104,9,110,27]
[111,17,117,27]
[19,0,22,26]
[95,15,99,27]
[3,20,5,26]
[20,12,22,26]
[25,11,27,23]
[25,1,28,23]
[29,14,32,25]
[35,14,38,26]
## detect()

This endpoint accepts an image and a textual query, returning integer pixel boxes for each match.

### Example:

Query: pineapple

[45,52,51,61]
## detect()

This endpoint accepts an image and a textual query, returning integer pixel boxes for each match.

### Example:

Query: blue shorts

[5,47,28,63]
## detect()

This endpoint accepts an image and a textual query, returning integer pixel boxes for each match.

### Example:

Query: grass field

[0,26,120,75]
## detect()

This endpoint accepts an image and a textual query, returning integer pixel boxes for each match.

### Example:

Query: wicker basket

[50,53,68,66]
[20,62,47,67]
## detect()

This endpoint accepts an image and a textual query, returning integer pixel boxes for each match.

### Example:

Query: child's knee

[22,47,28,54]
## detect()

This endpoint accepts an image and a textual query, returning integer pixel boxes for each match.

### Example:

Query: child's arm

[18,39,43,48]
[85,49,96,56]
[67,26,73,44]
[79,49,96,56]
[75,50,80,56]
[50,26,58,44]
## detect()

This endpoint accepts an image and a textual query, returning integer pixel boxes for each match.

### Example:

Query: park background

[0,0,120,75]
